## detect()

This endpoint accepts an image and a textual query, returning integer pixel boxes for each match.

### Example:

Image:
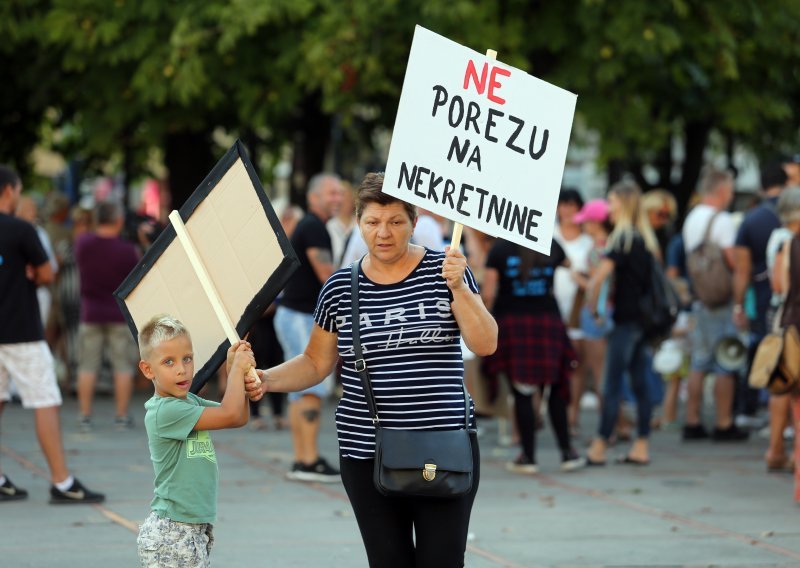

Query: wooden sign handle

[168,211,261,386]
[450,48,497,251]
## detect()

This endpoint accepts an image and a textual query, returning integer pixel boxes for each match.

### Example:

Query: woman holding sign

[585,181,661,466]
[250,173,497,567]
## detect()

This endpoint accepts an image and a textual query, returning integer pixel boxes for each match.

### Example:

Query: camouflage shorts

[137,512,214,567]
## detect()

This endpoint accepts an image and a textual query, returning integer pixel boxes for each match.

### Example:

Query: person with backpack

[585,181,662,466]
[681,168,749,442]
[732,163,788,429]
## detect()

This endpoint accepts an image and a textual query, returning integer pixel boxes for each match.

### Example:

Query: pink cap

[573,199,609,224]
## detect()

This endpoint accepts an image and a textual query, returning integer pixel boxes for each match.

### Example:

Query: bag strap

[350,260,470,430]
[772,237,794,334]
[701,211,721,244]
[784,236,793,298]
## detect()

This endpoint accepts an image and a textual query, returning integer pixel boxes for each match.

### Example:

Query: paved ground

[1,391,799,568]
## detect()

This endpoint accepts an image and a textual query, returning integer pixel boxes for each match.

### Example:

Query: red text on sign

[462,60,511,105]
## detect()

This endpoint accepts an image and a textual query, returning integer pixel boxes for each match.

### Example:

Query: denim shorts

[579,306,614,340]
[690,303,737,374]
[137,512,214,568]
[274,306,331,402]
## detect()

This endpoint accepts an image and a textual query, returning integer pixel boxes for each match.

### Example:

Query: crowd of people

[3,156,800,565]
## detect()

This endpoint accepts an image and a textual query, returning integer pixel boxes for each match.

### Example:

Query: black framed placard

[114,140,299,393]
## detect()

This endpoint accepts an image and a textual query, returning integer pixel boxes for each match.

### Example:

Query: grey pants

[137,512,214,567]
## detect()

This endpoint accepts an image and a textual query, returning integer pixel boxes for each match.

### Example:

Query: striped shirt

[314,249,478,459]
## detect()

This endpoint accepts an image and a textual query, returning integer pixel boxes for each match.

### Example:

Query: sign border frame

[113,140,300,393]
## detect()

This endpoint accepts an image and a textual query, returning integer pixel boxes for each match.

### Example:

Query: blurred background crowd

[3,1,800,504]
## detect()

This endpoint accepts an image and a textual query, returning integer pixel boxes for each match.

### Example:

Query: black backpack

[639,251,680,342]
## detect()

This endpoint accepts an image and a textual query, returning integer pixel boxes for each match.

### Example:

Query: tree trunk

[676,120,712,217]
[290,93,331,208]
[655,141,673,191]
[607,158,626,187]
[164,129,215,211]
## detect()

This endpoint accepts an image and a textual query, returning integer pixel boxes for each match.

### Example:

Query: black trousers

[339,434,480,568]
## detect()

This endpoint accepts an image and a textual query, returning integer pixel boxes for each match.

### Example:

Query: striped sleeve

[313,268,350,333]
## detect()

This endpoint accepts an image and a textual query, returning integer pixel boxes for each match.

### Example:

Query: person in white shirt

[681,168,748,442]
[553,189,594,432]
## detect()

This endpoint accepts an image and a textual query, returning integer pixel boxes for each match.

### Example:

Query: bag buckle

[423,463,437,481]
[354,359,366,372]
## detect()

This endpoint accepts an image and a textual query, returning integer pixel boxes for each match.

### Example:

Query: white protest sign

[383,25,577,254]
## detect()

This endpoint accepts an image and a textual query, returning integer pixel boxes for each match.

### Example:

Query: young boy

[136,315,254,567]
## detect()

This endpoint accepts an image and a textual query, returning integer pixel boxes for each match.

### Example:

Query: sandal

[766,456,795,473]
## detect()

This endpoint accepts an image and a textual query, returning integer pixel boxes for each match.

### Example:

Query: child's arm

[193,342,253,431]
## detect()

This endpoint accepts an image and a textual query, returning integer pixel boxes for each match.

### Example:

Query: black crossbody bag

[350,260,474,498]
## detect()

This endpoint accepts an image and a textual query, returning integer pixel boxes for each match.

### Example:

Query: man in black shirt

[0,166,104,504]
[274,173,343,482]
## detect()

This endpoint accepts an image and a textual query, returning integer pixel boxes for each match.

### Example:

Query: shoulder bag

[350,261,474,498]
[749,238,800,395]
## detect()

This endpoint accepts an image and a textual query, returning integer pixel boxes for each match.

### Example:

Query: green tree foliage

[530,0,800,204]
[2,0,800,209]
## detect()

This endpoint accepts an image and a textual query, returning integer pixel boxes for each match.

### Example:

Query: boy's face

[139,334,195,398]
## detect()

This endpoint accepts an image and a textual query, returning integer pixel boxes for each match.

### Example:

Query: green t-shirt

[144,393,220,523]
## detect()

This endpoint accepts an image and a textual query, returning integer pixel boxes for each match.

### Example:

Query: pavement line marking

[216,441,525,567]
[0,443,139,535]
[465,543,534,568]
[0,443,49,477]
[535,473,800,562]
[215,441,349,502]
[97,508,140,533]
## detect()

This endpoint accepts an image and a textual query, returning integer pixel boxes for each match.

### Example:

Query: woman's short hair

[777,186,800,225]
[355,173,417,223]
[138,314,189,360]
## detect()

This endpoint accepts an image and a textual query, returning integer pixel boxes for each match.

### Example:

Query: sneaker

[286,462,302,479]
[505,454,538,475]
[248,417,269,431]
[560,450,587,472]
[285,457,340,483]
[579,391,600,410]
[711,424,750,442]
[114,415,134,430]
[682,424,709,441]
[735,414,767,430]
[78,415,92,433]
[0,477,28,502]
[49,478,105,505]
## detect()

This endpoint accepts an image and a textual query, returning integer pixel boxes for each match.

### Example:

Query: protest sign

[114,141,299,392]
[383,25,577,254]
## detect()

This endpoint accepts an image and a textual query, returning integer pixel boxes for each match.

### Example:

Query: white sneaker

[560,455,587,472]
[735,414,767,430]
[506,456,538,475]
[579,392,600,410]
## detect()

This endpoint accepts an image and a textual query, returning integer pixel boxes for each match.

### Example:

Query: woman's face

[557,201,580,225]
[583,220,603,238]
[647,202,671,230]
[607,192,621,224]
[359,201,415,264]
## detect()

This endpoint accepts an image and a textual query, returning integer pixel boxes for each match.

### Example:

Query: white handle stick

[168,211,260,386]
[450,48,497,251]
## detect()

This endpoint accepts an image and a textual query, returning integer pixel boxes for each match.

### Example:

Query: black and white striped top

[314,249,478,459]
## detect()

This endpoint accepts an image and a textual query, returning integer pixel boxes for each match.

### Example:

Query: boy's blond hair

[138,315,190,360]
